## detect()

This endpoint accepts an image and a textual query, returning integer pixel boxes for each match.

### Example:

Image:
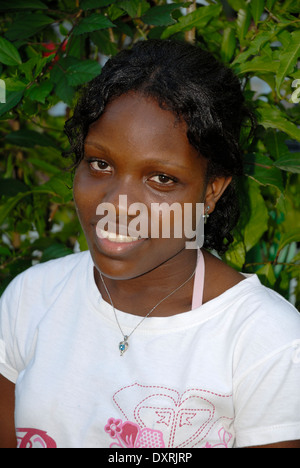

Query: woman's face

[73,92,227,280]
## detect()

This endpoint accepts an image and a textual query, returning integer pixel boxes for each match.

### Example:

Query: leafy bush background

[0,0,299,309]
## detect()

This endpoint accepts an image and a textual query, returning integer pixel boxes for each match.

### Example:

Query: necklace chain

[99,261,197,356]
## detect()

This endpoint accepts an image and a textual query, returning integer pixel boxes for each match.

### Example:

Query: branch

[25,9,84,92]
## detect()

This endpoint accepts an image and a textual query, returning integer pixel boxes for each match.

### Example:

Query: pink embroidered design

[105,418,165,448]
[16,428,57,448]
[111,383,233,448]
[204,428,232,448]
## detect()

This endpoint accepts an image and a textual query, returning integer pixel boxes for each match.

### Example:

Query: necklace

[99,261,197,356]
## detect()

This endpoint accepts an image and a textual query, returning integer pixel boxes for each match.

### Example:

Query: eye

[88,159,112,172]
[150,174,177,185]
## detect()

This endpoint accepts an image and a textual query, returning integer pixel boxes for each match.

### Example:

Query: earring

[203,205,210,224]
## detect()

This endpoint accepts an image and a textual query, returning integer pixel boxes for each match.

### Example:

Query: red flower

[42,41,67,68]
[42,42,57,57]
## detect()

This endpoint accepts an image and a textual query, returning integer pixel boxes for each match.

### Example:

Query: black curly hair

[64,39,255,254]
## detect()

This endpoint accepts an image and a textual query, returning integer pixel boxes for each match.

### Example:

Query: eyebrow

[84,140,190,171]
[85,141,109,152]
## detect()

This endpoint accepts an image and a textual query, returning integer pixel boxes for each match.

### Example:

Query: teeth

[98,228,140,243]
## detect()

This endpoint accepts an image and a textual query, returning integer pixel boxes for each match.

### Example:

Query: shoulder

[0,251,93,380]
[0,251,92,363]
[240,277,300,344]
[225,271,300,367]
[0,251,91,309]
[202,249,300,348]
[24,249,90,278]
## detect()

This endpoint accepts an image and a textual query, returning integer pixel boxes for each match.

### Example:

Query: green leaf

[273,153,300,173]
[232,26,281,66]
[55,77,75,106]
[1,78,26,93]
[236,8,251,45]
[0,246,11,257]
[0,37,22,66]
[276,30,300,97]
[117,0,150,18]
[39,172,73,203]
[265,0,276,9]
[80,0,117,8]
[25,81,53,104]
[263,130,290,161]
[4,129,58,148]
[278,229,300,252]
[224,237,246,270]
[40,243,73,263]
[20,54,52,82]
[244,153,284,191]
[50,61,75,105]
[256,263,276,287]
[243,180,269,251]
[250,0,265,24]
[5,13,53,41]
[142,4,186,26]
[234,55,279,75]
[90,30,118,56]
[28,158,61,174]
[73,13,114,35]
[0,178,28,197]
[66,60,101,86]
[221,27,236,62]
[0,90,24,116]
[226,0,247,11]
[161,4,222,39]
[257,104,300,142]
[0,173,73,226]
[0,191,32,226]
[0,0,47,9]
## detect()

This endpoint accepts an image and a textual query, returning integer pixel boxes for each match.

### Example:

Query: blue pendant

[119,336,128,356]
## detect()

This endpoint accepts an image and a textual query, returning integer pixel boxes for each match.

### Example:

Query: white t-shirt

[0,251,300,448]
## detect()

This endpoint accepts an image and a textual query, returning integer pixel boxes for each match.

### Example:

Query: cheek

[148,203,184,239]
[73,171,86,217]
[73,168,99,224]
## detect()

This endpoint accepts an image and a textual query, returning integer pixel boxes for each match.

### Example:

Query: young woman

[0,40,299,449]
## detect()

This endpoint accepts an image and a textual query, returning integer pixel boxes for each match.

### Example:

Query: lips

[94,224,148,256]
[97,227,142,243]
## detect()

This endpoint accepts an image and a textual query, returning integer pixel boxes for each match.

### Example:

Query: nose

[101,177,141,217]
[96,177,147,236]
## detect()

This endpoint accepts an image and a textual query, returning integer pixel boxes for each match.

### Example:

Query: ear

[204,176,232,214]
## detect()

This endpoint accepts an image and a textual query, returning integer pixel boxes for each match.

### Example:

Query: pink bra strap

[192,249,205,309]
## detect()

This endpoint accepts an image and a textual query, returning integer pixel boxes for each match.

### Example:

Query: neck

[95,248,198,317]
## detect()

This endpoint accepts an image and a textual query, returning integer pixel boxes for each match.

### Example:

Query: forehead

[85,92,199,161]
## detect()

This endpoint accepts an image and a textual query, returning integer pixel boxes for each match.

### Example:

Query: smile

[97,228,142,243]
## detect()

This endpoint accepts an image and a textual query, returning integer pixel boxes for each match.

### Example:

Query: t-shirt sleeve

[234,341,300,447]
[233,291,300,447]
[0,253,88,386]
[0,274,23,383]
